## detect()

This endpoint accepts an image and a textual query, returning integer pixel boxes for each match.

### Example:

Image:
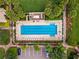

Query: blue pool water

[21,24,57,36]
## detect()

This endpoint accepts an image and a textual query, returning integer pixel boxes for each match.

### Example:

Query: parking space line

[28,46,30,56]
[32,46,34,56]
[40,47,43,56]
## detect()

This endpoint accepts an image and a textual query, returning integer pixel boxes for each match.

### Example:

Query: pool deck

[16,20,63,41]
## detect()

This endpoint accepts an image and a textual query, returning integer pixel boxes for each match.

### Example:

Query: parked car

[10,21,14,27]
[17,48,21,55]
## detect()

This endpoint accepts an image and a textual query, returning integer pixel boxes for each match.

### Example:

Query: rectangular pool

[21,24,57,36]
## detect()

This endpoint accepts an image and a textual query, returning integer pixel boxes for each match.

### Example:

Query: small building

[28,12,45,20]
[0,8,7,22]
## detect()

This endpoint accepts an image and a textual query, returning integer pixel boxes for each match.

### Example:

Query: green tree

[0,0,3,6]
[21,45,28,53]
[45,44,52,53]
[67,48,78,59]
[5,0,25,21]
[34,45,40,52]
[44,0,69,19]
[44,0,53,19]
[48,44,65,59]
[6,48,17,59]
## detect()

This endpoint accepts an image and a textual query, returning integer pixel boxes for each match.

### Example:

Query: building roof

[29,12,45,20]
[0,8,7,22]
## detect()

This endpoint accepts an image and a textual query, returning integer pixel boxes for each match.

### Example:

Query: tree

[5,0,25,21]
[48,44,65,59]
[67,48,78,59]
[6,48,17,59]
[67,0,77,18]
[45,44,52,53]
[0,0,3,6]
[21,45,28,53]
[34,45,40,52]
[44,0,53,19]
[44,0,69,19]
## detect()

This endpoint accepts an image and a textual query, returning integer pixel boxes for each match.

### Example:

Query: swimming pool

[21,24,57,36]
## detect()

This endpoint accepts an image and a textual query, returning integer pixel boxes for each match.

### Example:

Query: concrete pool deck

[16,20,63,41]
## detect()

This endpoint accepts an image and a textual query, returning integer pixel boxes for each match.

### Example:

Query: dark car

[17,48,21,55]
[10,21,14,27]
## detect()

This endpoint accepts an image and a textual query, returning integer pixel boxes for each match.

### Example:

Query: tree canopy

[0,0,25,21]
[44,0,69,19]
[48,44,65,59]
[0,0,4,6]
[6,48,17,59]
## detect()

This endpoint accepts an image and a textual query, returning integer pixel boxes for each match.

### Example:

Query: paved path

[63,6,66,44]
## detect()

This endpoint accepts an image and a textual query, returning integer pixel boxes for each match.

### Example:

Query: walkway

[63,6,66,44]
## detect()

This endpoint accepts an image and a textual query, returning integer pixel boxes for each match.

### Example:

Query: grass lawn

[20,0,48,12]
[0,30,10,45]
[67,15,79,46]
[45,16,63,20]
[69,17,79,45]
[0,48,5,59]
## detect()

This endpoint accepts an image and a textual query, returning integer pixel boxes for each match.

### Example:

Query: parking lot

[18,46,49,59]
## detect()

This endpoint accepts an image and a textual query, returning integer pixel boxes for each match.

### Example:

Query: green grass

[0,48,5,59]
[0,30,10,45]
[20,0,48,12]
[45,16,63,20]
[68,17,79,45]
[67,14,79,46]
